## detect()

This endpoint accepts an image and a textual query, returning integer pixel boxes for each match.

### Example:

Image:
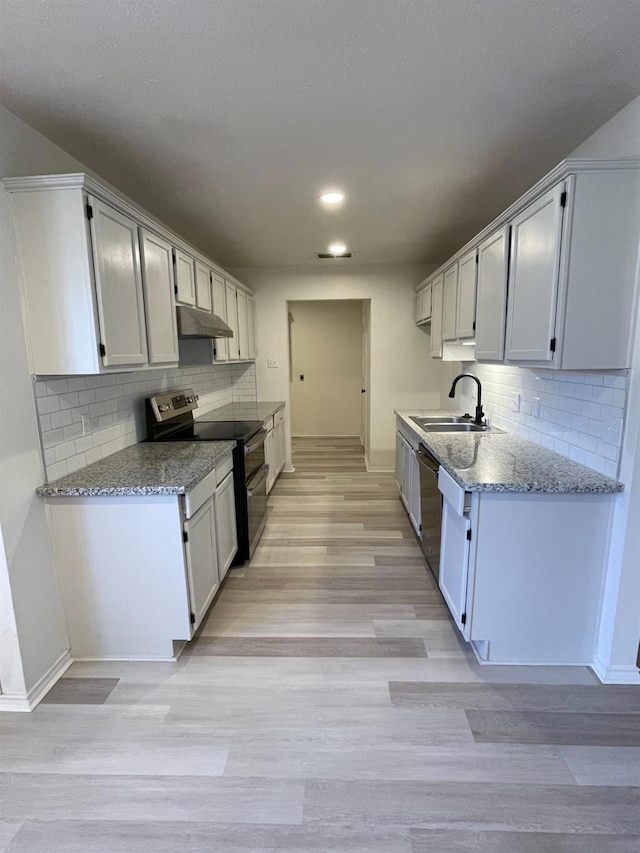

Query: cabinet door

[174,249,196,305]
[475,227,509,361]
[211,273,229,362]
[183,495,219,630]
[214,470,238,580]
[236,289,249,360]
[422,284,432,322]
[274,419,285,477]
[395,431,404,491]
[414,291,423,323]
[139,229,179,365]
[407,447,421,535]
[247,296,256,359]
[456,249,477,339]
[265,428,275,493]
[505,183,565,362]
[89,196,148,367]
[430,275,444,358]
[442,264,458,341]
[225,281,240,360]
[399,434,411,511]
[194,261,212,312]
[439,495,471,639]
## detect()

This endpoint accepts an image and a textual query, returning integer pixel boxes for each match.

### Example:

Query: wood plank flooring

[1,436,639,851]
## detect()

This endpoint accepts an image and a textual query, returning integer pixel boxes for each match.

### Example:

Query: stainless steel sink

[410,415,470,428]
[424,422,489,432]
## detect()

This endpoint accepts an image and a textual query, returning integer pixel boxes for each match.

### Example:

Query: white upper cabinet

[247,296,256,359]
[417,161,640,370]
[139,229,179,365]
[475,226,509,361]
[211,273,229,362]
[174,249,196,306]
[225,281,240,360]
[505,183,564,363]
[456,248,477,339]
[442,264,458,341]
[236,288,249,360]
[4,173,254,375]
[194,261,213,312]
[430,274,444,358]
[88,197,148,367]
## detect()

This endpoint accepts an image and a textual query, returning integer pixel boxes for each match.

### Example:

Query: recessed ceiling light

[320,191,345,205]
[329,242,347,255]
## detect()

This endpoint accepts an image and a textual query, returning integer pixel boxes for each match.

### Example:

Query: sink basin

[424,423,489,432]
[423,423,504,433]
[410,415,470,428]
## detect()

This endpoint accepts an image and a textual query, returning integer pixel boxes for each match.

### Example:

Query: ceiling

[1,0,639,268]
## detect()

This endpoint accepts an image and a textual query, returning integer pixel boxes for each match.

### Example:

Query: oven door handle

[244,429,267,455]
[247,463,269,496]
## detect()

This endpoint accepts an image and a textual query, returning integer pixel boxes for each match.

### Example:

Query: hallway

[0,439,639,851]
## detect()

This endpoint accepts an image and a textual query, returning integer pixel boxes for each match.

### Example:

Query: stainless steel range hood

[176,305,233,339]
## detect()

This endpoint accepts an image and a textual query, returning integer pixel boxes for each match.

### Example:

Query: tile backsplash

[35,361,257,481]
[456,363,627,478]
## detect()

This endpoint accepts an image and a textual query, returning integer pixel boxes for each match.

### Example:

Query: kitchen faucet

[448,373,485,425]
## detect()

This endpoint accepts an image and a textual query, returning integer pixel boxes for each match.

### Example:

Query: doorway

[288,299,370,459]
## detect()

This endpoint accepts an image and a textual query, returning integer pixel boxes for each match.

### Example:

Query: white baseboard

[365,461,394,473]
[0,649,72,713]
[591,655,640,684]
[283,465,295,473]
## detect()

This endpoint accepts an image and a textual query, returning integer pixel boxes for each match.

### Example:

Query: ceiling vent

[316,252,352,259]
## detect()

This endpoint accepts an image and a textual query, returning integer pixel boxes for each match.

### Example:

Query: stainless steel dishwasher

[417,444,442,582]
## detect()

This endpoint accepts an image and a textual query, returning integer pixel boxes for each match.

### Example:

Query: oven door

[244,428,266,481]
[246,462,269,558]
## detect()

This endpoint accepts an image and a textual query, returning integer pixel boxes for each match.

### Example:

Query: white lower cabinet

[395,427,421,536]
[214,469,237,580]
[184,494,219,629]
[437,472,615,665]
[46,451,237,661]
[265,408,287,494]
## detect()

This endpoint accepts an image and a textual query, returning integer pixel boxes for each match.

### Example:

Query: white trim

[0,649,72,713]
[591,654,640,684]
[283,465,295,473]
[2,173,252,295]
[365,461,394,473]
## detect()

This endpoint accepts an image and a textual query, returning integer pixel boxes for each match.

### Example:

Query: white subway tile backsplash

[461,363,627,478]
[36,361,258,481]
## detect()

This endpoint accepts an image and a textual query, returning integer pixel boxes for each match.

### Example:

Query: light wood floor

[1,437,639,851]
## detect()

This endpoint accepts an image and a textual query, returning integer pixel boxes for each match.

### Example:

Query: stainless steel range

[146,389,268,563]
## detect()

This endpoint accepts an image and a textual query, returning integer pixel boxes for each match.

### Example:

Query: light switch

[532,397,541,418]
[267,358,278,368]
[511,392,521,413]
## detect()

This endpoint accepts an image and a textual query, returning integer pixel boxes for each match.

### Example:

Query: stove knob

[158,404,170,413]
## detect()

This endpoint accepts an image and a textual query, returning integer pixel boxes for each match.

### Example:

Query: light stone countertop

[197,400,285,422]
[37,441,237,497]
[396,410,623,494]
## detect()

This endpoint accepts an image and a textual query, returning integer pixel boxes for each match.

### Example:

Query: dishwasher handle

[417,444,440,475]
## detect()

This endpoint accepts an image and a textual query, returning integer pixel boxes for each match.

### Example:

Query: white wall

[289,300,363,437]
[231,265,457,469]
[0,102,83,699]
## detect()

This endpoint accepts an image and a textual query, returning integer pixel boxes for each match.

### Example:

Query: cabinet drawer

[184,467,218,518]
[438,467,466,515]
[215,453,234,485]
[274,408,284,426]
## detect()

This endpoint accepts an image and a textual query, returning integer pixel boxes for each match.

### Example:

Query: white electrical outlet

[511,392,521,413]
[267,358,278,368]
[532,397,541,418]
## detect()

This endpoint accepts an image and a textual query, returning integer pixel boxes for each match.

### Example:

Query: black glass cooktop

[161,420,263,443]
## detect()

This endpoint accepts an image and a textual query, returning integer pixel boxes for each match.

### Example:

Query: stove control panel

[148,389,200,423]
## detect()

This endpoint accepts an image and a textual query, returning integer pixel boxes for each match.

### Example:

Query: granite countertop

[37,441,236,497]
[198,401,285,422]
[396,410,623,495]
